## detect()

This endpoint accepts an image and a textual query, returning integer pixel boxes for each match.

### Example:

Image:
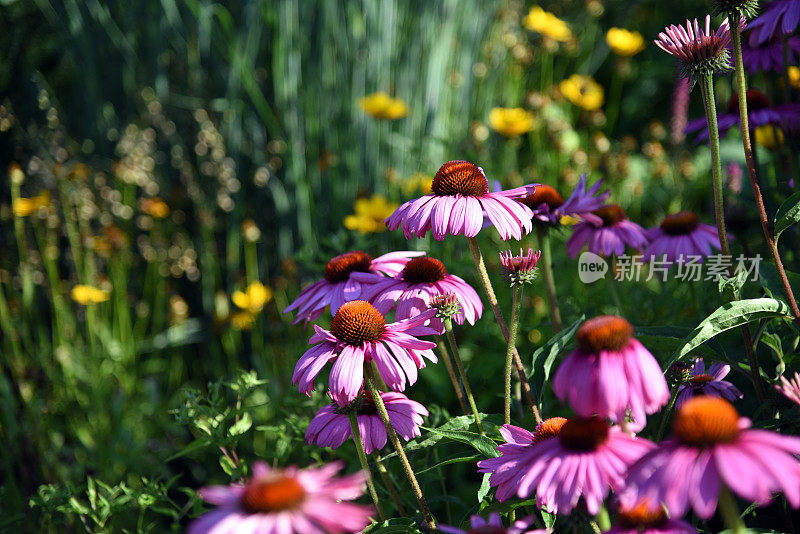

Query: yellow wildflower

[489,107,535,137]
[232,281,273,314]
[754,125,784,150]
[12,191,50,217]
[230,311,256,331]
[141,197,170,218]
[71,284,111,305]
[559,74,605,111]
[344,194,399,234]
[605,28,646,57]
[358,92,409,120]
[401,173,434,196]
[788,66,800,89]
[523,7,572,42]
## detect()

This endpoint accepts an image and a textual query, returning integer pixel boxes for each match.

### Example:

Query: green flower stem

[729,14,800,327]
[10,182,33,311]
[347,413,386,521]
[435,335,469,415]
[364,367,435,531]
[655,384,680,442]
[443,319,484,435]
[536,227,563,333]
[595,505,612,532]
[505,285,523,425]
[718,487,746,534]
[373,453,406,516]
[466,236,542,424]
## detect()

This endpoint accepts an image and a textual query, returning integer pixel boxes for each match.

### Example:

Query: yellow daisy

[489,107,535,137]
[358,92,409,120]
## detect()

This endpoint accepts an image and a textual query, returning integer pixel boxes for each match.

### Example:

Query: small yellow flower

[788,66,800,89]
[489,107,535,137]
[344,194,399,234]
[230,311,256,331]
[523,6,572,42]
[358,92,409,120]
[559,74,605,111]
[71,284,111,305]
[605,28,646,57]
[754,125,785,150]
[12,191,50,217]
[232,281,273,314]
[401,173,434,196]
[141,197,170,218]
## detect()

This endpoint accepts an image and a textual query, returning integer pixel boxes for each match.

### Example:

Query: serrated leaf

[666,298,791,368]
[774,190,800,242]
[421,427,499,458]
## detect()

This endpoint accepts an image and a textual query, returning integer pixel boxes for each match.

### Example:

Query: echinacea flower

[499,248,541,287]
[642,211,723,263]
[354,255,482,333]
[517,174,610,228]
[559,74,605,111]
[606,28,647,57]
[624,396,800,519]
[305,391,427,454]
[675,358,743,409]
[565,205,649,258]
[439,512,547,534]
[358,92,408,120]
[489,107,535,138]
[747,0,800,45]
[607,499,698,534]
[523,6,572,42]
[478,417,655,514]
[654,16,736,82]
[740,33,800,73]
[233,281,273,314]
[292,300,437,405]
[777,372,800,405]
[385,160,538,241]
[188,461,373,534]
[283,250,423,323]
[12,191,50,217]
[553,315,670,428]
[71,284,111,305]
[343,194,399,234]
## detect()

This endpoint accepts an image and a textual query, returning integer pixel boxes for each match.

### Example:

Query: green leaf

[758,263,800,306]
[420,427,499,459]
[635,326,725,363]
[415,454,482,475]
[165,439,210,462]
[774,190,800,242]
[666,298,791,368]
[219,455,237,477]
[362,517,422,533]
[530,315,584,381]
[228,412,252,437]
[477,472,491,503]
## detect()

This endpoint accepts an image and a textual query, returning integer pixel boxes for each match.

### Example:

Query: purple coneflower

[553,316,670,428]
[675,358,743,409]
[516,174,609,228]
[305,391,427,454]
[607,499,698,534]
[188,461,373,534]
[499,248,541,287]
[624,396,800,519]
[740,33,800,73]
[354,256,482,334]
[566,205,649,258]
[283,250,423,323]
[439,512,546,534]
[777,372,800,405]
[292,300,437,405]
[654,15,736,82]
[385,160,538,241]
[642,211,722,263]
[478,417,655,514]
[747,0,800,45]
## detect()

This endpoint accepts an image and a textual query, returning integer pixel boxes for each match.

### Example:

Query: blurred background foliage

[1,0,798,531]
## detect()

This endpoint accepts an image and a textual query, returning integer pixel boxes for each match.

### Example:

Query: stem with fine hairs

[347,413,386,520]
[443,319,484,434]
[435,334,469,414]
[505,285,522,425]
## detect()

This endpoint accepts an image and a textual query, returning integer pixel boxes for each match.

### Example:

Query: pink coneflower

[565,205,649,258]
[439,512,547,534]
[283,250,423,324]
[624,396,800,519]
[478,417,655,514]
[675,358,743,409]
[516,174,609,228]
[305,390,427,454]
[188,461,373,534]
[499,248,541,288]
[642,211,723,263]
[552,316,670,428]
[292,300,437,405]
[385,160,537,241]
[353,256,482,333]
[777,372,800,405]
[654,16,736,82]
[607,499,698,534]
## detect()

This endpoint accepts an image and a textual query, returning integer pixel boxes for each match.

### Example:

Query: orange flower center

[324,251,373,283]
[558,417,610,452]
[402,257,447,284]
[660,211,699,236]
[672,396,740,446]
[330,300,386,345]
[240,476,306,513]
[532,417,568,443]
[519,185,564,211]
[467,527,506,534]
[689,373,715,384]
[576,315,634,352]
[592,204,627,226]
[431,160,489,197]
[617,501,667,529]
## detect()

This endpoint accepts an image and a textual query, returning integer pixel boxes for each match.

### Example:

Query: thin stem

[656,384,680,442]
[348,413,386,521]
[729,15,800,326]
[718,487,746,534]
[443,319,484,435]
[364,368,435,531]
[435,335,469,414]
[373,454,406,516]
[505,286,522,425]
[466,236,542,423]
[536,227,563,333]
[595,506,612,532]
